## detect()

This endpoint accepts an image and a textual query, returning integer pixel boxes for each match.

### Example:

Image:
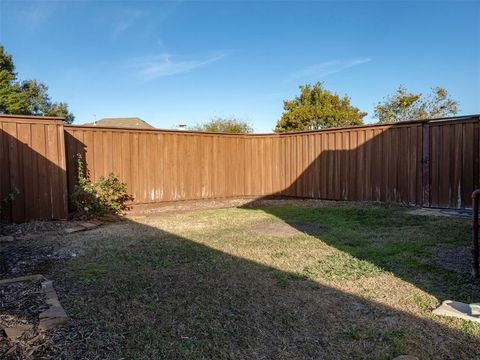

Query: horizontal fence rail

[1,114,479,222]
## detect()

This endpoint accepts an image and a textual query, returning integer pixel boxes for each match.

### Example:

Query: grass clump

[78,263,107,285]
[302,252,384,281]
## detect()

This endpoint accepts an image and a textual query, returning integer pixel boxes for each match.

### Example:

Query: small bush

[71,154,133,215]
[0,188,20,218]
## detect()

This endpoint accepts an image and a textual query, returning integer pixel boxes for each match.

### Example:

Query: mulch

[0,280,54,359]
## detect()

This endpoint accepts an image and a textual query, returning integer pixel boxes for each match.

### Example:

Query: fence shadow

[241,124,479,308]
[9,217,478,359]
[275,120,477,209]
[0,126,68,224]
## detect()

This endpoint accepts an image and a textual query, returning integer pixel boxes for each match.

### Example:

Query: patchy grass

[78,263,107,285]
[24,200,480,359]
[302,252,385,281]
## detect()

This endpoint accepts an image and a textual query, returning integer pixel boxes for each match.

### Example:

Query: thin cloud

[112,9,145,35]
[289,58,371,81]
[129,53,227,81]
[6,0,58,30]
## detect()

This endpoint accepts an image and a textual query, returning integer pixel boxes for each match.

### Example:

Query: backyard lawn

[3,200,480,359]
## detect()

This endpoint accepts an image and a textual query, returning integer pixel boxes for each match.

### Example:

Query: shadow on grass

[38,213,480,360]
[240,199,480,305]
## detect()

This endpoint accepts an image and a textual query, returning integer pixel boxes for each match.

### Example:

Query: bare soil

[434,245,472,274]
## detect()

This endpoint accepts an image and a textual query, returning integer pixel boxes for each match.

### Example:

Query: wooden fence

[0,115,68,222]
[1,114,479,222]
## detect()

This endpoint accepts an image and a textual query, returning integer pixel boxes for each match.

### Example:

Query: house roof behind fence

[83,117,155,129]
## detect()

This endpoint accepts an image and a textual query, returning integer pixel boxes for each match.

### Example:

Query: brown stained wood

[356,130,365,201]
[430,125,439,207]
[0,118,68,222]
[349,131,357,200]
[474,121,480,200]
[318,133,326,199]
[341,131,348,200]
[364,130,373,201]
[421,124,430,207]
[163,134,173,201]
[311,134,319,198]
[2,115,480,222]
[0,123,11,220]
[283,137,290,195]
[439,125,451,207]
[462,123,474,207]
[372,129,381,202]
[16,123,32,220]
[407,127,417,205]
[452,124,463,208]
[5,122,23,221]
[103,131,113,179]
[332,132,340,200]
[398,127,408,203]
[46,124,58,219]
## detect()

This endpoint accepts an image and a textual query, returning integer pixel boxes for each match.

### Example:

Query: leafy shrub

[71,154,133,215]
[0,188,20,218]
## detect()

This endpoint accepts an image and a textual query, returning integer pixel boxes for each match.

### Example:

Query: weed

[78,263,107,285]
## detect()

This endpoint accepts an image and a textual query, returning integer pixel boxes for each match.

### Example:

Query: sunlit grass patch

[301,252,385,281]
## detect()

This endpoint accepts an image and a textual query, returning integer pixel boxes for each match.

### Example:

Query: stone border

[39,280,68,330]
[0,274,46,285]
[0,274,68,333]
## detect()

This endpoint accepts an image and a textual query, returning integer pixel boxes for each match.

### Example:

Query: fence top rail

[65,114,480,137]
[0,114,65,124]
[2,113,478,136]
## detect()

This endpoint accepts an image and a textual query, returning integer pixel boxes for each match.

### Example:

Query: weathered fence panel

[0,115,68,222]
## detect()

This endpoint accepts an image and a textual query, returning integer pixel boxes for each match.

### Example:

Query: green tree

[193,117,253,133]
[374,86,458,123]
[0,45,74,123]
[275,82,366,132]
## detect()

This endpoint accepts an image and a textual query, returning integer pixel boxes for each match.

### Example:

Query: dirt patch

[0,220,69,237]
[0,215,115,238]
[408,208,472,219]
[128,198,258,218]
[250,221,324,237]
[0,244,78,277]
[127,197,400,219]
[434,245,471,274]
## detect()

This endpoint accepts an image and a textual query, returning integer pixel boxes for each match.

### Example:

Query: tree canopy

[192,117,253,133]
[0,45,74,123]
[374,86,458,123]
[274,82,366,133]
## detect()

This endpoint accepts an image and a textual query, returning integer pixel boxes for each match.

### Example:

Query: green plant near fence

[70,154,133,216]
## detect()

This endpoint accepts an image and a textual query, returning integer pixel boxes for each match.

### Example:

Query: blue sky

[1,0,479,132]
